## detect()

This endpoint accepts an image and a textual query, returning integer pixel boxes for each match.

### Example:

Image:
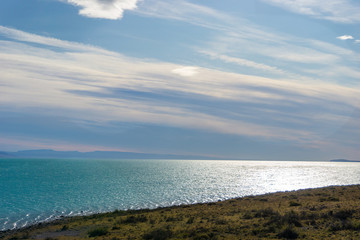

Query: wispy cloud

[134,0,232,28]
[337,35,354,40]
[133,1,359,84]
[63,0,138,19]
[262,0,360,23]
[1,26,359,152]
[0,26,113,54]
[200,51,286,75]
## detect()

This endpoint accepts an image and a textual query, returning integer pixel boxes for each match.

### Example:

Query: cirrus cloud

[1,25,359,145]
[262,0,360,23]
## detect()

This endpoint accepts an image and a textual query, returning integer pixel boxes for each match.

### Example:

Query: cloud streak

[1,26,359,151]
[132,1,360,85]
[262,0,360,23]
[200,51,286,75]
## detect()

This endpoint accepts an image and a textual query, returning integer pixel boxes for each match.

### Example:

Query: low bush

[186,216,195,224]
[60,225,68,231]
[289,201,301,207]
[242,212,253,219]
[122,215,148,224]
[265,210,302,228]
[142,227,173,240]
[8,237,19,240]
[88,227,109,237]
[193,233,217,240]
[214,218,227,225]
[329,220,360,232]
[112,225,121,230]
[284,211,302,227]
[277,226,299,239]
[254,207,278,218]
[333,210,354,220]
[319,197,339,202]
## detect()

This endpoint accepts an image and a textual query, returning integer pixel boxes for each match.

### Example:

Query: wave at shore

[2,185,360,240]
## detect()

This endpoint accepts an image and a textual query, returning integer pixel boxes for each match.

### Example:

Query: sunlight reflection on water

[1,159,359,230]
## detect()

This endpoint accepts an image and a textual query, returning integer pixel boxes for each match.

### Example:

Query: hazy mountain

[330,159,360,162]
[0,151,12,157]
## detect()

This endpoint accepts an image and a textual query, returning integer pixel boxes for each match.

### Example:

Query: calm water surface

[1,159,360,230]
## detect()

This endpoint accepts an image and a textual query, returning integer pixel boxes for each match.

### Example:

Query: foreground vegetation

[2,185,360,239]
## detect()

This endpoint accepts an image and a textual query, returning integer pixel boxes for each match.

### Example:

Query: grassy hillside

[2,185,360,239]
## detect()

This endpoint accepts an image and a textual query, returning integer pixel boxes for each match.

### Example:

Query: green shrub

[143,227,173,240]
[319,197,339,202]
[165,217,177,222]
[333,210,354,220]
[88,227,109,237]
[186,216,195,224]
[284,211,302,227]
[122,215,148,224]
[329,220,360,232]
[60,225,68,231]
[214,218,227,225]
[193,233,217,240]
[265,210,302,228]
[277,226,299,239]
[112,225,121,230]
[300,211,318,220]
[255,207,278,218]
[242,212,253,219]
[289,201,301,207]
[21,232,30,239]
[9,237,20,240]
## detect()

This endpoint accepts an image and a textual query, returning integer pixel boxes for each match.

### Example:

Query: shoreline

[1,183,354,232]
[3,158,360,234]
[2,184,360,239]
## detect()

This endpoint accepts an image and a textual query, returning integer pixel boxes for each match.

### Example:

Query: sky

[0,0,359,160]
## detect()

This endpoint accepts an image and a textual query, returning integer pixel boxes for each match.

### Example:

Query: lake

[1,158,359,231]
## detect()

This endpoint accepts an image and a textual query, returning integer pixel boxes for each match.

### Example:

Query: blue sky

[0,0,359,160]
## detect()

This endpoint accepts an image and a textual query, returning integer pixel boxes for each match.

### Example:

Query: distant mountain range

[0,151,11,157]
[0,149,220,160]
[330,159,360,163]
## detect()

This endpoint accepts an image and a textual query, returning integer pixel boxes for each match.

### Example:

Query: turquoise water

[1,159,360,231]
